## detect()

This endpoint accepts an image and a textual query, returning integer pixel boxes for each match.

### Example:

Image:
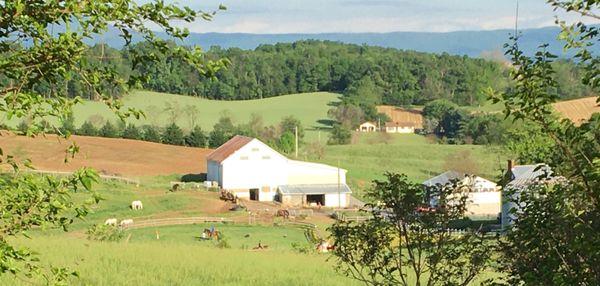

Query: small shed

[278,184,352,208]
[357,122,377,132]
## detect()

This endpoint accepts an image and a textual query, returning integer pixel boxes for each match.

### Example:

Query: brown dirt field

[0,133,213,177]
[553,96,599,125]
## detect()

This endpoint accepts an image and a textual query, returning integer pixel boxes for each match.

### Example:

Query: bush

[162,123,185,145]
[16,120,29,135]
[78,121,98,136]
[122,124,142,140]
[99,121,119,138]
[185,126,208,147]
[59,113,76,135]
[328,123,351,145]
[142,125,161,143]
[86,224,125,242]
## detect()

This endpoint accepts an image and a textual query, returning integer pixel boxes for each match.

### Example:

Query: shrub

[185,126,208,147]
[122,124,142,140]
[162,123,185,145]
[99,121,119,138]
[59,113,76,135]
[142,125,161,143]
[328,123,351,145]
[86,224,125,242]
[78,121,98,136]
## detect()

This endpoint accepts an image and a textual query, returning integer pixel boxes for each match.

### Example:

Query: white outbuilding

[423,171,501,218]
[206,135,351,208]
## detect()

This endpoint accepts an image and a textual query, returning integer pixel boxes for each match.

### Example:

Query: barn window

[251,147,259,152]
[240,156,249,160]
[262,155,271,160]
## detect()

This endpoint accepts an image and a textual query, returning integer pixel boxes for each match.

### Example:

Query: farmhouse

[385,121,418,134]
[501,161,557,229]
[357,121,377,132]
[423,171,501,217]
[206,135,351,208]
[376,106,424,134]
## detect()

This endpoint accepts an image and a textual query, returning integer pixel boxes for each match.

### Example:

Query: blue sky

[167,0,587,34]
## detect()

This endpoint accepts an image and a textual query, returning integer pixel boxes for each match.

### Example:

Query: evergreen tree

[142,125,161,143]
[328,123,351,145]
[185,126,208,147]
[122,124,142,140]
[162,123,185,145]
[209,116,237,147]
[78,121,98,136]
[59,114,76,135]
[99,121,118,138]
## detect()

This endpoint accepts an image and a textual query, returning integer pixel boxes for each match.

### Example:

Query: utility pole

[294,126,299,158]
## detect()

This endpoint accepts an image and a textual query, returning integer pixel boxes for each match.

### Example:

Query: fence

[122,217,234,230]
[16,169,141,185]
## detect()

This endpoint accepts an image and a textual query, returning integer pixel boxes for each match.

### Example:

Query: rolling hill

[94,26,600,57]
[552,96,599,125]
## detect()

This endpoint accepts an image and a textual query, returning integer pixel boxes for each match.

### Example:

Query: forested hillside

[18,41,592,108]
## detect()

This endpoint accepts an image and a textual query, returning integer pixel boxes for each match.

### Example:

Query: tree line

[11,40,592,108]
[6,114,307,154]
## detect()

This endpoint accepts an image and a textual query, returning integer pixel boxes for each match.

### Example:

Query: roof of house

[360,121,377,126]
[206,135,254,163]
[507,164,554,188]
[279,184,352,195]
[423,171,466,186]
[385,121,417,128]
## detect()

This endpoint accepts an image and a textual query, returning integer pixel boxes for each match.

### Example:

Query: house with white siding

[423,171,501,217]
[206,135,351,208]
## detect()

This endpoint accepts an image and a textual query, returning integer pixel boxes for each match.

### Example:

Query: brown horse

[276,209,290,219]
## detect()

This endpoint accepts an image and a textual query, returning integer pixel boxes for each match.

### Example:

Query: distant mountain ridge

[92,26,599,57]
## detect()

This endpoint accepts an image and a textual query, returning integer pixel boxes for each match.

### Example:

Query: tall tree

[330,173,494,286]
[490,1,600,284]
[0,1,227,283]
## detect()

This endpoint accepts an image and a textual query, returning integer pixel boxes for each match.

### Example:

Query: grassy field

[73,90,339,140]
[3,235,358,286]
[313,133,505,197]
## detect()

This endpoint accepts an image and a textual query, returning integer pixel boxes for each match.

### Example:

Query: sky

[162,0,591,34]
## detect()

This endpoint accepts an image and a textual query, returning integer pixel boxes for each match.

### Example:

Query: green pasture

[314,133,505,197]
[2,235,357,286]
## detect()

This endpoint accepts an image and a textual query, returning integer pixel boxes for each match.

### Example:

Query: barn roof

[385,121,418,128]
[206,135,254,163]
[423,171,466,186]
[507,164,554,188]
[279,184,352,195]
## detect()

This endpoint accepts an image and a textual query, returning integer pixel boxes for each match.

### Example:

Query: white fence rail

[14,169,140,185]
[123,217,234,230]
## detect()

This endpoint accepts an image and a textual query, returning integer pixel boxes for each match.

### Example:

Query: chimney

[507,159,515,172]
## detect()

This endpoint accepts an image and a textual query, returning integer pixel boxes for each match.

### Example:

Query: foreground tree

[0,1,227,283]
[330,173,494,286]
[490,1,600,284]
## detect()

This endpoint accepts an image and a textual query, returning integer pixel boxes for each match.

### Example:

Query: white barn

[206,136,351,208]
[385,121,417,134]
[423,171,501,217]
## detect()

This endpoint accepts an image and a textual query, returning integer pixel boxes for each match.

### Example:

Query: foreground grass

[2,235,358,286]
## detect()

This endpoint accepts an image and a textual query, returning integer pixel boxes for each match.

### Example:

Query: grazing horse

[203,228,220,240]
[276,209,290,219]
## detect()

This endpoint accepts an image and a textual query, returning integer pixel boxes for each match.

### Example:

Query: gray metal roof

[507,164,554,188]
[423,171,465,186]
[278,184,352,195]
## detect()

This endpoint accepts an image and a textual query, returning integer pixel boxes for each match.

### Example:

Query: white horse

[131,200,143,210]
[104,218,118,226]
[119,219,134,227]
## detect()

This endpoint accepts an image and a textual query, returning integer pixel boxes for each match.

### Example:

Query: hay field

[552,96,599,125]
